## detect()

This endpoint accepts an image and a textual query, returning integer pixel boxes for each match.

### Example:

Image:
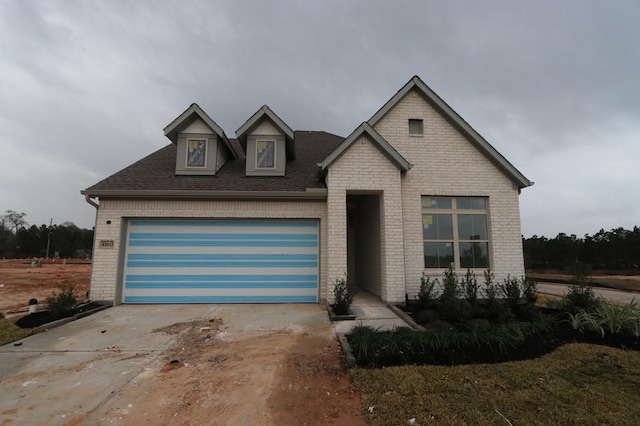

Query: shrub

[522,277,538,305]
[463,318,492,332]
[348,317,551,366]
[562,260,601,313]
[440,266,459,302]
[45,283,78,317]
[563,284,601,313]
[566,300,640,338]
[499,275,521,308]
[416,274,437,308]
[416,309,440,324]
[568,260,592,285]
[483,269,498,307]
[461,269,479,306]
[331,275,352,315]
[424,319,455,332]
[440,298,473,324]
[349,325,382,364]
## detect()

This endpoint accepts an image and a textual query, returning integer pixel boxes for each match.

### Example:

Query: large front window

[422,196,489,269]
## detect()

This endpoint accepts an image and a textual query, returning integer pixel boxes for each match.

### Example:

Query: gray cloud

[1,0,638,238]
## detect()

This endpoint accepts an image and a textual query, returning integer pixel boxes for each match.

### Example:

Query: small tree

[331,274,352,315]
[564,261,600,313]
[416,274,437,308]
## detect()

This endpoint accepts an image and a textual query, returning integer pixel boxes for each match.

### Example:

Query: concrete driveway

[0,304,338,425]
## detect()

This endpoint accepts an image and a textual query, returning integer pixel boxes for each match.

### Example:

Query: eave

[80,188,328,201]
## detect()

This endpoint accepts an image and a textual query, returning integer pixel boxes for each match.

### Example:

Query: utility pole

[45,218,52,259]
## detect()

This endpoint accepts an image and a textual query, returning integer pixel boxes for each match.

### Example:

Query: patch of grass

[0,316,43,346]
[353,343,640,425]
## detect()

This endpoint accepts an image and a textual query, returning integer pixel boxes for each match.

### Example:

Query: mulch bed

[360,305,640,366]
[15,302,107,328]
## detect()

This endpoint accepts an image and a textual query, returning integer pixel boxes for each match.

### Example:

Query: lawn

[0,316,43,346]
[353,343,640,425]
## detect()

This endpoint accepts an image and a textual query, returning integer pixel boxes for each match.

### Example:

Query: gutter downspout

[84,194,99,302]
[84,194,99,209]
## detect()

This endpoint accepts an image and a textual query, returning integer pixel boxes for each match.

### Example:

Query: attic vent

[408,119,423,135]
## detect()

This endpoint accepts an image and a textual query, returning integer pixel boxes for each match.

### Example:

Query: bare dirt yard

[97,317,365,425]
[0,265,366,425]
[0,259,91,314]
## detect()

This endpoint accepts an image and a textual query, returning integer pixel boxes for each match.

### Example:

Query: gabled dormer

[235,105,295,176]
[163,103,238,176]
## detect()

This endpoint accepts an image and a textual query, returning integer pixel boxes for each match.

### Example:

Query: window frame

[408,118,424,136]
[185,138,208,168]
[422,196,490,270]
[255,139,277,169]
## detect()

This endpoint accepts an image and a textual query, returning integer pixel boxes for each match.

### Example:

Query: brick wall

[326,136,406,303]
[90,199,327,303]
[373,89,526,297]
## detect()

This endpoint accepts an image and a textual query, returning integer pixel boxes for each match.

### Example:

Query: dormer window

[186,139,207,168]
[256,140,276,169]
[236,105,295,177]
[164,104,238,176]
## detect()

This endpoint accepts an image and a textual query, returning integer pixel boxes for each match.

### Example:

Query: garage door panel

[124,295,318,304]
[123,220,319,304]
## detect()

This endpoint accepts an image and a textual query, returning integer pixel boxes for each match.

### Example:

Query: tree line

[0,210,94,258]
[523,226,640,271]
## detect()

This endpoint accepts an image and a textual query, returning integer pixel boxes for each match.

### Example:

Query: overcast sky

[1,1,638,238]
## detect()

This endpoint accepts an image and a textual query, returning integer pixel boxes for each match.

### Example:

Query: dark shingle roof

[83,131,344,195]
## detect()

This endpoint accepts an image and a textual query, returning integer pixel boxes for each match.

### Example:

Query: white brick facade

[372,89,526,294]
[88,82,528,306]
[326,136,406,303]
[90,200,327,302]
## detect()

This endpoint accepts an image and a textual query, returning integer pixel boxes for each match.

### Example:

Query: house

[82,76,533,305]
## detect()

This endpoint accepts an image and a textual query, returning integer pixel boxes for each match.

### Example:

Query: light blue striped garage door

[122,220,319,303]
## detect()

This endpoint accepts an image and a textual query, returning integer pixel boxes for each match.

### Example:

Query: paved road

[538,283,639,305]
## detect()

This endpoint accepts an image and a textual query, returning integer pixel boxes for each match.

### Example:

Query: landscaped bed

[347,264,640,424]
[0,282,111,346]
[14,301,109,329]
[346,266,640,367]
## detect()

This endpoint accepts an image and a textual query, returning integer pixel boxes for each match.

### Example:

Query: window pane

[457,198,486,209]
[424,242,454,268]
[459,242,489,268]
[409,119,423,135]
[457,214,488,240]
[256,140,275,168]
[422,197,452,209]
[187,139,206,167]
[423,214,453,240]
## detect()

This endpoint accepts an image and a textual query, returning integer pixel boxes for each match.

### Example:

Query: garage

[122,219,319,303]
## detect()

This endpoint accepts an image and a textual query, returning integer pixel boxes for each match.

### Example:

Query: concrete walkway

[332,291,410,334]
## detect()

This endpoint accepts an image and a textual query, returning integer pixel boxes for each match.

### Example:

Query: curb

[335,331,357,368]
[40,303,112,330]
[388,304,425,331]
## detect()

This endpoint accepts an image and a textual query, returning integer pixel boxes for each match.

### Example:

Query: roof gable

[235,105,295,160]
[369,76,533,189]
[318,122,412,177]
[163,103,238,159]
